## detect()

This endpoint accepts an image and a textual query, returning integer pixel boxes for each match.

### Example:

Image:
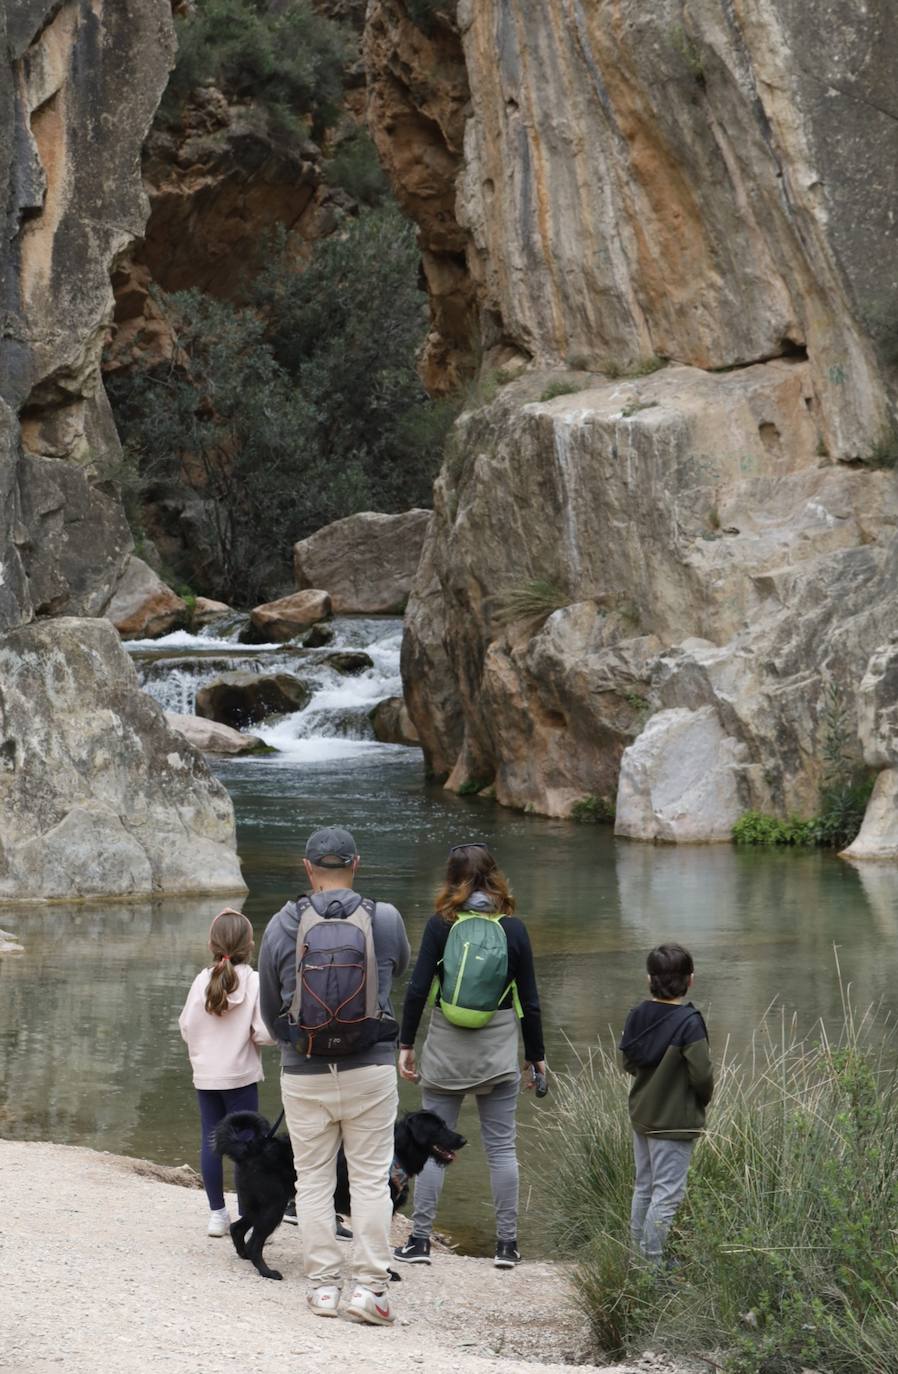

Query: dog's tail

[212,1110,273,1163]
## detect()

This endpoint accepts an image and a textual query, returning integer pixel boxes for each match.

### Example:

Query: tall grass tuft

[532,971,898,1372]
[490,579,568,628]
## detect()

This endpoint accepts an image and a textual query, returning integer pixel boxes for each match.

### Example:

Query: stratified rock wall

[2,0,175,626]
[0,1,247,897]
[386,1,898,838]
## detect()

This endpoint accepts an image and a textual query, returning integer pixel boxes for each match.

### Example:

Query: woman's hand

[398,1047,419,1082]
[523,1060,547,1089]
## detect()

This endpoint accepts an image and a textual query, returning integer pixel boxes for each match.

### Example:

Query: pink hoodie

[179,963,275,1090]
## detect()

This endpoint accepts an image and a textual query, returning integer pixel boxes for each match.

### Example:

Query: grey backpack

[280,896,397,1057]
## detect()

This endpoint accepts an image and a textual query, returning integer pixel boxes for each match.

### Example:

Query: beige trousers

[281,1064,397,1289]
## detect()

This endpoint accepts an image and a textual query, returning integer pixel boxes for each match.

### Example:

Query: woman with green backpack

[395,842,546,1268]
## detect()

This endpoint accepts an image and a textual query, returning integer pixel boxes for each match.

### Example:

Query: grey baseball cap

[305,826,359,868]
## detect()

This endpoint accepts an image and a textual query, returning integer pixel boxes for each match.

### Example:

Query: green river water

[1,745,896,1256]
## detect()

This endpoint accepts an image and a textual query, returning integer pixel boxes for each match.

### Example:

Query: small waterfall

[126,617,407,759]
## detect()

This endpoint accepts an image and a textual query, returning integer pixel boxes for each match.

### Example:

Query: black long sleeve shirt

[400,913,545,1062]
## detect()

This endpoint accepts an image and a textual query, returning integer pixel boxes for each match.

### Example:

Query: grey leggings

[412,1076,520,1242]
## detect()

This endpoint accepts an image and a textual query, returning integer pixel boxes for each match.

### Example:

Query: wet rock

[293,510,432,614]
[192,597,232,628]
[369,697,421,747]
[195,672,311,729]
[247,590,332,642]
[104,557,187,640]
[164,713,266,755]
[301,621,336,648]
[324,651,374,676]
[0,619,245,902]
[615,707,749,844]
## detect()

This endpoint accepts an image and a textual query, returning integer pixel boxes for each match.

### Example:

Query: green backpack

[430,911,523,1029]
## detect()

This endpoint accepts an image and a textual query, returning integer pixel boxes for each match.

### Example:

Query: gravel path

[0,1140,693,1374]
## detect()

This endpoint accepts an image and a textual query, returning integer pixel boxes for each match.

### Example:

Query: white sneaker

[207,1208,230,1238]
[307,1285,341,1318]
[342,1284,395,1326]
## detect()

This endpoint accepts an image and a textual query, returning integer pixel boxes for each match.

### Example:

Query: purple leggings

[196,1083,259,1211]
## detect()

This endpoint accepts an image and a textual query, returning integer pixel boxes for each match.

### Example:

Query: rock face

[616,707,749,844]
[248,590,332,642]
[0,620,246,902]
[195,673,311,730]
[192,597,233,628]
[164,713,265,756]
[857,642,898,770]
[0,2,246,897]
[293,510,432,614]
[841,771,898,862]
[380,2,898,837]
[369,696,420,747]
[1,1,175,630]
[104,556,186,640]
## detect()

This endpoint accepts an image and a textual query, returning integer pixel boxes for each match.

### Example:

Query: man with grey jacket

[259,826,410,1325]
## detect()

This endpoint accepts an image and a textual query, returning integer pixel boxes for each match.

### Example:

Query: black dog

[214,1109,466,1280]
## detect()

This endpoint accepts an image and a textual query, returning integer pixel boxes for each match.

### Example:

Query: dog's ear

[405,1111,439,1146]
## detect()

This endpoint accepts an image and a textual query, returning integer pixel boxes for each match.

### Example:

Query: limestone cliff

[0,1,246,899]
[376,1,898,839]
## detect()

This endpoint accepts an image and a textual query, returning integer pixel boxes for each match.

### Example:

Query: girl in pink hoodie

[178,908,274,1236]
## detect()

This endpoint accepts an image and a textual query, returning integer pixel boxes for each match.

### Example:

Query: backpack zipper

[451,941,471,1005]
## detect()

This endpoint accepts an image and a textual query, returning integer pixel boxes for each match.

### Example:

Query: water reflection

[1,752,896,1256]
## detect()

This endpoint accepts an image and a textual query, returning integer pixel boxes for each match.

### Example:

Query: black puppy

[214,1109,466,1280]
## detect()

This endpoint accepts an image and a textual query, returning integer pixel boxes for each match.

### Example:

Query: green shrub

[107,206,442,603]
[534,985,898,1371]
[732,811,816,846]
[539,380,585,402]
[570,795,615,824]
[163,0,348,139]
[620,400,658,418]
[457,777,490,796]
[326,127,390,207]
[491,579,568,628]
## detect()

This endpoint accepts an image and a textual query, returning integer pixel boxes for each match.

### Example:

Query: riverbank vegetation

[732,683,874,851]
[535,985,898,1373]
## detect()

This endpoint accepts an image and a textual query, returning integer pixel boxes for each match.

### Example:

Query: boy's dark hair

[647,943,694,1000]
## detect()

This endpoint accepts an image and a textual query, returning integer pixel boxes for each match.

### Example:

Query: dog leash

[266,1108,286,1138]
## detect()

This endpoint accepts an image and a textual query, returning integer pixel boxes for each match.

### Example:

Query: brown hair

[205,908,254,1016]
[435,844,515,924]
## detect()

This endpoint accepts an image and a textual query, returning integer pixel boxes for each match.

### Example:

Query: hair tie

[218,953,231,962]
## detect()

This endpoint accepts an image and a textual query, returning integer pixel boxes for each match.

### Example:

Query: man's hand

[523,1060,547,1089]
[398,1047,419,1082]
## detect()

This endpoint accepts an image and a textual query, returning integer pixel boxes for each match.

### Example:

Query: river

[1,616,896,1256]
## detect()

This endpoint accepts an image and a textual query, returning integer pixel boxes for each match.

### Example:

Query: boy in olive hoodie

[618,943,713,1263]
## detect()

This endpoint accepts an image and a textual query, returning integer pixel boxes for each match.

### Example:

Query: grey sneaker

[494,1239,521,1268]
[283,1199,298,1225]
[393,1235,431,1264]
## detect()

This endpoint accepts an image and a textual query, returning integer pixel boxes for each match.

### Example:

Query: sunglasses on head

[448,841,490,855]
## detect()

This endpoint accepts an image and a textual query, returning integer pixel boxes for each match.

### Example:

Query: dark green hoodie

[618,1001,714,1139]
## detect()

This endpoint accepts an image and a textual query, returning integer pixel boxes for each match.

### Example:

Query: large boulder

[104,556,187,640]
[192,597,233,629]
[0,620,245,902]
[195,672,311,729]
[293,510,432,614]
[248,590,332,642]
[164,713,265,756]
[840,770,898,861]
[369,697,421,747]
[615,707,749,844]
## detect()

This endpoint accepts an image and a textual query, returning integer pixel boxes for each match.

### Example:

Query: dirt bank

[0,1140,696,1374]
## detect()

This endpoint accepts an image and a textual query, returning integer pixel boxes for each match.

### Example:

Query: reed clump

[532,974,898,1373]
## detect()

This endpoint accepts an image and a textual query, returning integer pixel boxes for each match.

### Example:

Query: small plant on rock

[540,380,586,403]
[491,579,568,628]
